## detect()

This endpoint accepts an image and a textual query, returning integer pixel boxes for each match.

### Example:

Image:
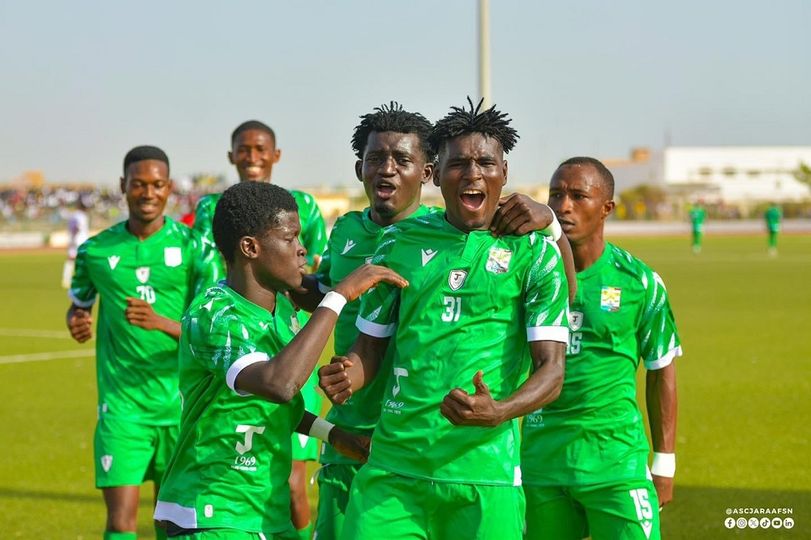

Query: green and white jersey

[316,205,435,465]
[155,286,307,532]
[194,189,327,281]
[356,212,569,485]
[69,217,217,425]
[521,243,682,487]
[765,206,782,232]
[689,206,706,232]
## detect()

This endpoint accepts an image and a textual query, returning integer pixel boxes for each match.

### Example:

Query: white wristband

[318,291,347,315]
[308,417,335,442]
[651,452,676,478]
[546,214,563,241]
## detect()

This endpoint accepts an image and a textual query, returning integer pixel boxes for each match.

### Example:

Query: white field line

[0,349,94,365]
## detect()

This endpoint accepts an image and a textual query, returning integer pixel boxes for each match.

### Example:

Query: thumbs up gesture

[440,371,504,427]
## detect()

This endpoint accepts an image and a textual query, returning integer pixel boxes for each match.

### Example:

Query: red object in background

[180,212,195,227]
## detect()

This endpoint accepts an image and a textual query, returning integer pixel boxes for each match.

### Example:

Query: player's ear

[432,164,441,187]
[239,236,260,260]
[355,160,363,182]
[422,161,434,185]
[119,176,126,194]
[502,160,508,186]
[273,148,282,164]
[227,150,235,165]
[603,199,616,218]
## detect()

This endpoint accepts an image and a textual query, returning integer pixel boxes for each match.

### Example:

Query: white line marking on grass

[0,328,75,339]
[0,349,94,365]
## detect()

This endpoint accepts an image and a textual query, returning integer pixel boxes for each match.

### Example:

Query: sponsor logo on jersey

[100,454,113,473]
[448,269,468,291]
[421,248,438,266]
[135,267,150,284]
[164,247,182,267]
[486,247,512,274]
[600,286,621,312]
[365,256,373,264]
[297,433,309,448]
[341,238,356,255]
[290,315,301,334]
[107,255,120,270]
[568,310,584,331]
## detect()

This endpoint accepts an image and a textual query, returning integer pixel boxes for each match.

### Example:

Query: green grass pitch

[1,234,809,538]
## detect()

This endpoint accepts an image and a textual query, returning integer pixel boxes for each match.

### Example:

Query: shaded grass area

[1,235,809,537]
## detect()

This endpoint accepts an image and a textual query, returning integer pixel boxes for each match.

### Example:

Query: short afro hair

[430,97,518,157]
[557,156,615,199]
[231,120,276,147]
[213,182,298,264]
[351,101,435,162]
[123,145,169,176]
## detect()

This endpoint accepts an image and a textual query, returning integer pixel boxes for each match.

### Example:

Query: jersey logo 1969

[485,247,512,274]
[600,286,622,312]
[421,248,438,266]
[107,255,120,270]
[164,247,182,267]
[341,238,356,255]
[135,267,150,284]
[448,270,468,291]
[385,368,408,415]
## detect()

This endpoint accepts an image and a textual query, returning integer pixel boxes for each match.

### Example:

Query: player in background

[154,181,406,539]
[287,101,571,540]
[688,201,706,254]
[66,146,218,540]
[193,120,328,538]
[319,98,570,540]
[521,157,681,540]
[62,197,90,288]
[764,202,782,256]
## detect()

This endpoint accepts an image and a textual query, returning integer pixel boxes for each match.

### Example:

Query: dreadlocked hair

[429,97,519,156]
[351,101,435,162]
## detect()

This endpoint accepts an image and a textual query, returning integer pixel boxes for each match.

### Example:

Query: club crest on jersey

[448,269,468,291]
[486,247,512,274]
[600,287,621,312]
[164,247,182,267]
[100,454,113,473]
[107,255,120,270]
[568,310,584,331]
[290,315,301,334]
[136,267,150,284]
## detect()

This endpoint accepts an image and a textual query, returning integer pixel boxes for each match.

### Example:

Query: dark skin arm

[295,410,370,463]
[66,304,93,343]
[440,340,566,427]
[491,193,577,301]
[236,265,407,403]
[287,274,325,313]
[124,297,181,340]
[319,332,390,405]
[646,362,678,507]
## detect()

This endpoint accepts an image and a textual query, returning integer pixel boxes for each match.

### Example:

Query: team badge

[100,455,113,473]
[136,267,150,284]
[164,247,182,267]
[600,287,621,312]
[290,315,301,334]
[568,310,584,331]
[486,247,512,274]
[107,255,120,270]
[448,269,468,291]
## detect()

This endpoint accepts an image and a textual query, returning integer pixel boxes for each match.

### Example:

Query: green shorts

[292,372,323,461]
[342,465,525,540]
[94,416,178,488]
[168,528,297,540]
[314,463,363,540]
[524,476,661,540]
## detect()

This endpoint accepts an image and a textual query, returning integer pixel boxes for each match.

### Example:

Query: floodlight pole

[479,0,492,108]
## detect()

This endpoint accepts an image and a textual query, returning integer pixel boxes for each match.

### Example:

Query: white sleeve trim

[645,346,683,370]
[68,290,96,308]
[527,326,570,343]
[226,351,271,396]
[154,500,197,528]
[317,280,332,294]
[356,316,396,338]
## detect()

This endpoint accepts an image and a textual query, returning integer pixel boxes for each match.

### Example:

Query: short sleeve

[524,236,569,343]
[300,194,327,268]
[192,196,215,238]
[68,241,97,308]
[638,270,682,370]
[189,231,223,296]
[355,234,399,338]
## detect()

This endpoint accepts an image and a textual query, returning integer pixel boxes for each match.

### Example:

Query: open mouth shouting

[374,180,397,201]
[460,188,485,211]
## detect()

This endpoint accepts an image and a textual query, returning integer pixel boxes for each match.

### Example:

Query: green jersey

[765,205,782,232]
[69,217,217,425]
[316,205,434,465]
[194,189,327,280]
[356,212,570,485]
[155,285,307,532]
[521,243,681,487]
[689,206,706,232]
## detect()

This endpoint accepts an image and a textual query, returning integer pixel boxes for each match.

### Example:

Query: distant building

[607,146,811,203]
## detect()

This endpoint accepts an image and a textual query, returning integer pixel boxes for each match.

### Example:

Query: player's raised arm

[295,411,371,463]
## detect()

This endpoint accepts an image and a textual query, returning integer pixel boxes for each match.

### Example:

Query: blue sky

[1,0,808,188]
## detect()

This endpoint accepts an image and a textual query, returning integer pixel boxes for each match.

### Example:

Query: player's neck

[370,201,420,227]
[228,269,278,314]
[571,233,606,272]
[126,216,165,240]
